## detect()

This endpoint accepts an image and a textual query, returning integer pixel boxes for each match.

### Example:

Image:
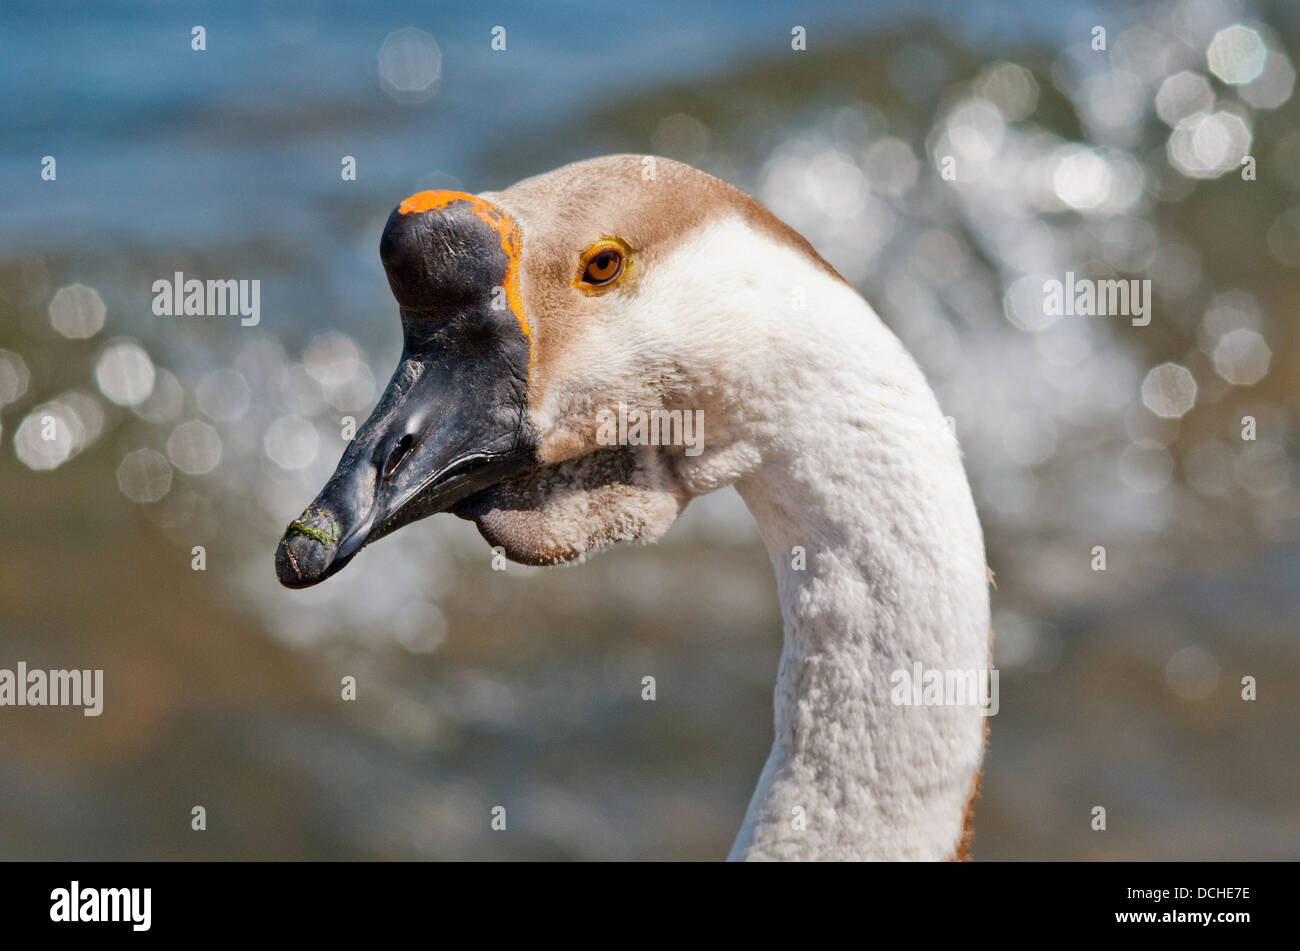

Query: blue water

[2,0,1091,253]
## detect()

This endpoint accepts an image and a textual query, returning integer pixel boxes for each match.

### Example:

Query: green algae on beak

[276,505,343,588]
[287,506,339,547]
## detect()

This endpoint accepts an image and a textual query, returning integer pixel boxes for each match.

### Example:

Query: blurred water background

[1,0,1297,859]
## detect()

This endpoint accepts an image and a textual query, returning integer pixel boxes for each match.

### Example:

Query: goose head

[275,155,832,586]
[274,155,992,861]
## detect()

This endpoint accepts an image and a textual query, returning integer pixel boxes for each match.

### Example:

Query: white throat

[650,217,992,860]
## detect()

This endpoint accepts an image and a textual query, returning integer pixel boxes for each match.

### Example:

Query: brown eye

[581,247,624,285]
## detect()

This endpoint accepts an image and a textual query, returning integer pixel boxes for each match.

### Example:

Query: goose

[275,155,992,861]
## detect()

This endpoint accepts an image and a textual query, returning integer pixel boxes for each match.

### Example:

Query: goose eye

[580,247,624,286]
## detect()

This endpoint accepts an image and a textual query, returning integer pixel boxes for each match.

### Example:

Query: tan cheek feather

[536,428,589,465]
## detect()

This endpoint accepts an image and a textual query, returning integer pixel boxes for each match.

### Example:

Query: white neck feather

[650,217,991,860]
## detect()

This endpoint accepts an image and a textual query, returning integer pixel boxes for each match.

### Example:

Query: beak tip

[275,506,344,588]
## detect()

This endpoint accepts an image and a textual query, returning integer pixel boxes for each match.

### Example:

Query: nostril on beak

[384,433,415,479]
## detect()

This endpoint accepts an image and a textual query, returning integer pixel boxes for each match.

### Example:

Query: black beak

[276,191,535,588]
